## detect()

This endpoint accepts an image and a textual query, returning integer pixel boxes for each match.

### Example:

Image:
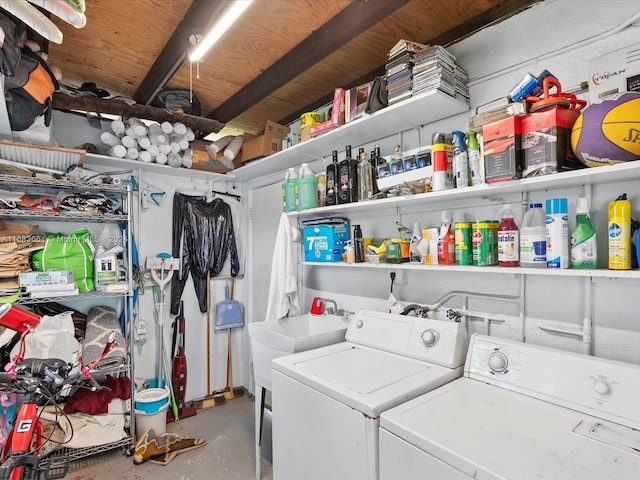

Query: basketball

[570,91,640,167]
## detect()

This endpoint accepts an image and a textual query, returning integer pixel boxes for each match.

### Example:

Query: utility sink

[248,313,349,391]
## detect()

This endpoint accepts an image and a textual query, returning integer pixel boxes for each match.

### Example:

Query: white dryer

[380,333,640,480]
[271,309,468,480]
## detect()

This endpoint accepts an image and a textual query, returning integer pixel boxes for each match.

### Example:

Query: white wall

[246,0,640,371]
[51,113,247,402]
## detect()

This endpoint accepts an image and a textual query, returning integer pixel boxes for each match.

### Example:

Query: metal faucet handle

[320,298,338,314]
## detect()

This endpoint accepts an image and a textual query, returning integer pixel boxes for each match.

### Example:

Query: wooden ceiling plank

[209,0,412,123]
[133,0,234,105]
[276,0,541,127]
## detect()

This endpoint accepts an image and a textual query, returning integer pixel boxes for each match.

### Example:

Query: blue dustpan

[214,284,244,330]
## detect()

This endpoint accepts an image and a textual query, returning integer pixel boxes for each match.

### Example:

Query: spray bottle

[608,193,631,270]
[452,131,469,189]
[437,210,455,264]
[571,197,597,269]
[410,222,423,264]
[466,131,482,186]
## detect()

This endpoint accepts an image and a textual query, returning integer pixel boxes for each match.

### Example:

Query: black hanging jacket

[170,193,240,315]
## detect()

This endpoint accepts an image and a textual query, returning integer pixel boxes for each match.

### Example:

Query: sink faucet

[321,298,338,315]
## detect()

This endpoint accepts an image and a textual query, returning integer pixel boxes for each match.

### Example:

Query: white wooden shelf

[302,261,640,279]
[288,161,640,218]
[230,89,469,182]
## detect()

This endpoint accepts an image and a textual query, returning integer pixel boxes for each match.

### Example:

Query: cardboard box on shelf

[521,106,584,178]
[190,140,240,173]
[345,81,372,123]
[237,120,290,165]
[310,87,346,139]
[302,217,349,262]
[483,116,522,183]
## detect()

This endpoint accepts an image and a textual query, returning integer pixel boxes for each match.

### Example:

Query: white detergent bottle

[520,202,547,268]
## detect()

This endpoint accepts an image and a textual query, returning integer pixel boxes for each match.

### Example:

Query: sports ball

[570,91,640,167]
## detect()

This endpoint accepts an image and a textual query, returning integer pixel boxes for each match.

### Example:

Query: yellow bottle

[608,194,631,270]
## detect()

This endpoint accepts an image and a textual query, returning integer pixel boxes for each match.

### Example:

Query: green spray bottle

[466,131,482,185]
[571,197,597,268]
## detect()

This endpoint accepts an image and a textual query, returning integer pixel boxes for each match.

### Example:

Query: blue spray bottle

[452,130,469,189]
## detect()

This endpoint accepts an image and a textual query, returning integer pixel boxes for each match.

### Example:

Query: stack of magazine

[385,40,470,106]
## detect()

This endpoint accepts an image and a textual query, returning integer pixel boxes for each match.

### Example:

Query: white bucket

[135,400,169,438]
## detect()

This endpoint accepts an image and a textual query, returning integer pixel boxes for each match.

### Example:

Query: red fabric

[63,376,131,415]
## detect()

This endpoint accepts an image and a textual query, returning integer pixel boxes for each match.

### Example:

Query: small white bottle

[520,203,547,268]
[410,222,423,264]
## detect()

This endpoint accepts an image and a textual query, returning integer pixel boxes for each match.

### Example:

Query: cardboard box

[310,87,346,138]
[19,270,74,287]
[302,217,349,262]
[588,42,640,102]
[521,107,584,178]
[190,140,240,173]
[345,81,372,123]
[237,121,290,165]
[483,116,522,183]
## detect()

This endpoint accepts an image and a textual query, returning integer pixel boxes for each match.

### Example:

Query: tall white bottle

[520,203,547,268]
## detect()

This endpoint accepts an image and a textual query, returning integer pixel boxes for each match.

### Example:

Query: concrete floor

[67,395,273,480]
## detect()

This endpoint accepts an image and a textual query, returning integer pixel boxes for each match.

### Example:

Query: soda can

[472,221,493,266]
[455,222,472,266]
[508,72,538,101]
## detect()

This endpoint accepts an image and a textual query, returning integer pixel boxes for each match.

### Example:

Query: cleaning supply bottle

[608,193,631,270]
[546,197,569,269]
[452,130,469,189]
[498,204,519,267]
[410,222,422,264]
[296,163,318,210]
[571,197,597,269]
[282,167,298,212]
[520,203,547,268]
[437,210,455,265]
[344,241,355,264]
[466,131,482,186]
[325,150,339,206]
[353,224,365,263]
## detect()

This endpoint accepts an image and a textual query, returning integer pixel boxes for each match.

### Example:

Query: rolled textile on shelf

[82,305,127,371]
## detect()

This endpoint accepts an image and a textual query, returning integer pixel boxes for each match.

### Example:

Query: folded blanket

[63,375,131,415]
[82,305,127,370]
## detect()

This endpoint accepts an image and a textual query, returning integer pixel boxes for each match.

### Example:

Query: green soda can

[472,221,493,266]
[455,222,472,266]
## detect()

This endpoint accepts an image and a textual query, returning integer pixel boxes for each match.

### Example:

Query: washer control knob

[594,381,611,396]
[488,352,508,372]
[356,319,364,329]
[421,329,439,347]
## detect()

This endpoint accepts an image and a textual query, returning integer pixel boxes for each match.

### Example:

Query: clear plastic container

[296,163,318,210]
[282,167,298,212]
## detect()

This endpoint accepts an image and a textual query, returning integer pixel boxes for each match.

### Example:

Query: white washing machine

[380,333,640,480]
[271,309,469,480]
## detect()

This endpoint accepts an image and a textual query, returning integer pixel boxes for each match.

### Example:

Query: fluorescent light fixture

[189,0,253,62]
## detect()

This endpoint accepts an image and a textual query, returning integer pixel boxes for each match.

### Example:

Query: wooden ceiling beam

[209,0,412,123]
[277,0,541,128]
[133,0,234,106]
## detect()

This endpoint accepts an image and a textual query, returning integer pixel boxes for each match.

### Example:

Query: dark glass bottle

[370,145,384,195]
[337,145,358,204]
[353,224,365,263]
[325,150,339,206]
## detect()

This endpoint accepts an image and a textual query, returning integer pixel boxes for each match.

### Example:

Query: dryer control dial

[421,329,439,347]
[593,380,611,396]
[355,319,364,329]
[488,352,509,372]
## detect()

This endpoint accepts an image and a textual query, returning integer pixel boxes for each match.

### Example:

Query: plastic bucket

[134,387,170,414]
[135,401,169,438]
